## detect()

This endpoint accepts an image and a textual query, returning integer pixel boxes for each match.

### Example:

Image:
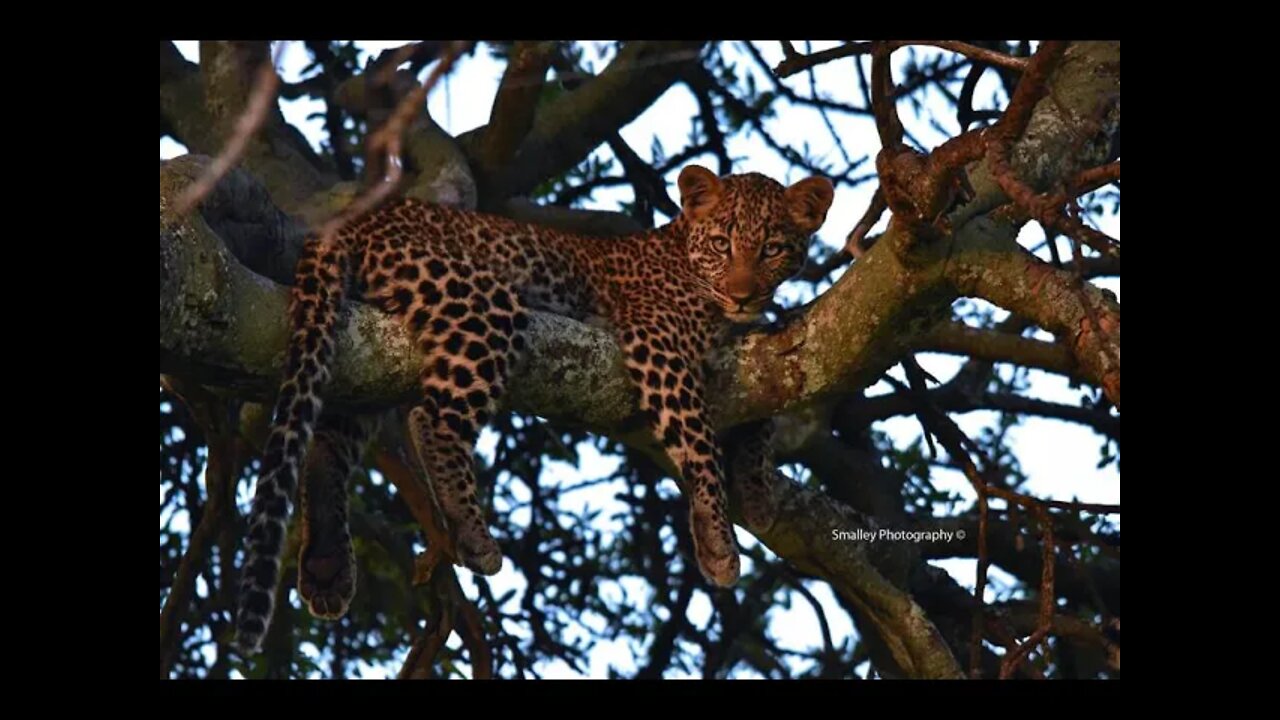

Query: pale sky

[161,41,1120,679]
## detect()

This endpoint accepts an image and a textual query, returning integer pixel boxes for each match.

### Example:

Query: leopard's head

[677,165,834,323]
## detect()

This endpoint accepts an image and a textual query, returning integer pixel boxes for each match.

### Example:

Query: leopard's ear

[785,176,834,234]
[678,165,723,220]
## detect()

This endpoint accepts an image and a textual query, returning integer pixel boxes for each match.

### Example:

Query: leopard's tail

[234,235,350,654]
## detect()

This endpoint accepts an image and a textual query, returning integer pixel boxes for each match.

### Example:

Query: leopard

[233,164,834,653]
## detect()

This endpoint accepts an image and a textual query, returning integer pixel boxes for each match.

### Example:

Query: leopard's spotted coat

[233,166,834,652]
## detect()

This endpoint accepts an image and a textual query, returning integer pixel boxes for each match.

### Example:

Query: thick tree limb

[161,41,215,151]
[175,43,287,215]
[477,41,706,204]
[193,42,338,211]
[477,41,557,180]
[163,155,310,285]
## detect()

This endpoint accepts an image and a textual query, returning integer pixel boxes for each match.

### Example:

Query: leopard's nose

[726,272,757,307]
[727,286,754,305]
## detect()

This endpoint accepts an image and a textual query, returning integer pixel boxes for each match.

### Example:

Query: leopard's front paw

[456,530,503,576]
[298,545,356,619]
[691,509,741,587]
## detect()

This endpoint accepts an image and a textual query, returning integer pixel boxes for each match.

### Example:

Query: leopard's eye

[710,236,732,254]
[762,242,785,258]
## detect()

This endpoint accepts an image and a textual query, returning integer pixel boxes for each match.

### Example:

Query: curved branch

[160,41,217,151]
[477,41,556,179]
[193,42,338,211]
[943,233,1120,407]
[774,40,1027,79]
[481,41,706,204]
[163,155,310,285]
[917,323,1080,379]
[840,381,1119,440]
[175,43,286,215]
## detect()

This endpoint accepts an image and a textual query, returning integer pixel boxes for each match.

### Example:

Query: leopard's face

[679,167,835,323]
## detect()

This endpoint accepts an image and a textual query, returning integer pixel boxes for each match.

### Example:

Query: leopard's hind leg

[297,414,379,619]
[404,269,528,575]
[723,418,780,534]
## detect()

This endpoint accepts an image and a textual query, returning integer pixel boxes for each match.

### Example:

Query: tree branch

[923,515,1121,616]
[839,374,1119,440]
[773,40,1027,79]
[175,43,287,215]
[159,383,242,678]
[942,234,1120,407]
[194,42,338,211]
[479,41,706,204]
[476,41,556,180]
[916,323,1080,380]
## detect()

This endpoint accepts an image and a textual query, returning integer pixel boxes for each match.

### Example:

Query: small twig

[450,569,493,679]
[900,357,940,458]
[773,40,1027,79]
[1000,504,1055,678]
[897,370,1073,680]
[398,609,455,679]
[846,188,887,258]
[795,244,857,283]
[687,65,874,189]
[174,42,288,215]
[803,42,855,168]
[853,51,873,108]
[780,569,835,661]
[971,484,989,678]
[606,133,681,219]
[957,61,986,130]
[893,41,1028,72]
[742,41,873,117]
[1047,206,1121,259]
[870,42,905,148]
[159,385,242,678]
[686,71,733,175]
[774,41,874,78]
[984,615,1046,679]
[1071,161,1121,193]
